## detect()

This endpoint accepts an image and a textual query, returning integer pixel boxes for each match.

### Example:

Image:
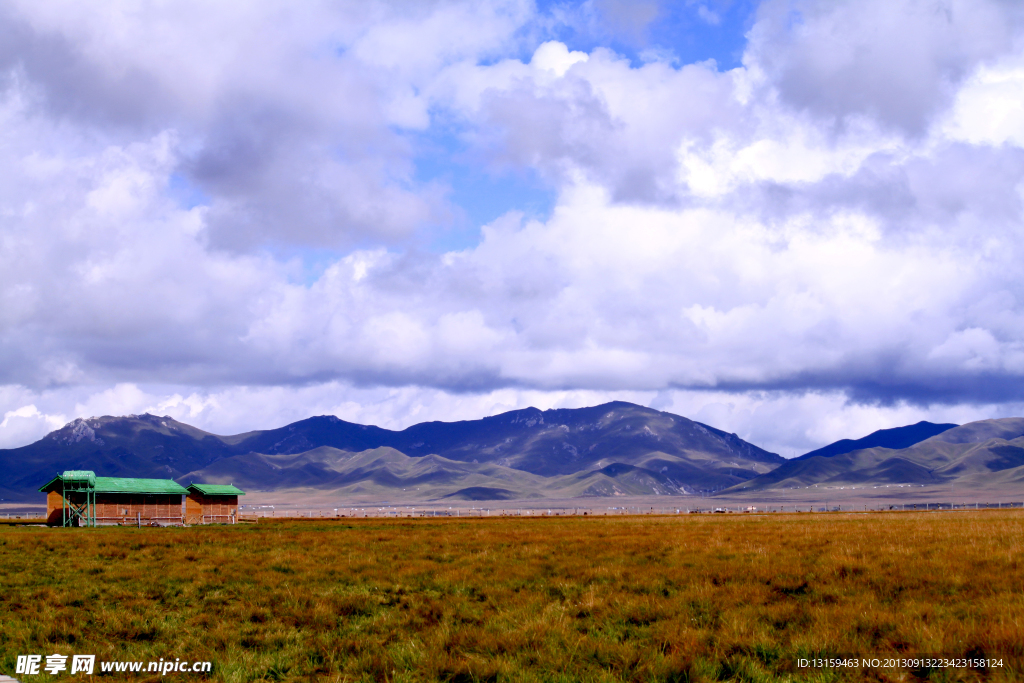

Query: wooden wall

[48,490,242,526]
[46,490,64,526]
[59,492,183,525]
[185,494,203,524]
[185,493,238,524]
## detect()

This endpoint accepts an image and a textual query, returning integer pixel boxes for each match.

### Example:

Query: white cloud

[943,55,1024,147]
[696,6,720,26]
[531,41,589,76]
[437,45,739,202]
[678,116,905,196]
[0,403,65,443]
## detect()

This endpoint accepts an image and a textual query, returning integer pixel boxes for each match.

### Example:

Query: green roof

[187,483,245,496]
[39,473,187,495]
[95,477,188,495]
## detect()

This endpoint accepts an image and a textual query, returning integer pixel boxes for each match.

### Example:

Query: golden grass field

[1,511,1022,682]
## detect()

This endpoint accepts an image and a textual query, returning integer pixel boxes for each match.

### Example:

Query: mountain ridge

[796,421,958,460]
[8,408,1022,502]
[734,418,1024,492]
[0,402,781,501]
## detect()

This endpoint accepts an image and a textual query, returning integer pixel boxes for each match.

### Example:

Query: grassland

[1,512,1022,682]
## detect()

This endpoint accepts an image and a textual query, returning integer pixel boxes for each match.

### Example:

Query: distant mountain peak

[510,410,544,427]
[50,418,104,446]
[796,421,958,461]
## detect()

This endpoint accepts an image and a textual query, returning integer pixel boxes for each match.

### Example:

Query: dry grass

[1,511,1023,682]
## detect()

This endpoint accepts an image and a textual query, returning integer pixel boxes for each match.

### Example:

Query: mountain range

[733,418,1024,492]
[0,402,783,501]
[3,402,1022,502]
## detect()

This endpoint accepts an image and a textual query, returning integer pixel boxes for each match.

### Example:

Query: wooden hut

[185,483,245,524]
[39,471,188,527]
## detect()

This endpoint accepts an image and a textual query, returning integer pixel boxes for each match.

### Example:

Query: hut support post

[61,483,96,528]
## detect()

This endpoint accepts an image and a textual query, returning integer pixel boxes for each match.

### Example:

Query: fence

[4,502,1023,525]
[236,501,1024,519]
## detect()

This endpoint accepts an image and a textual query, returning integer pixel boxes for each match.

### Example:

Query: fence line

[236,501,1024,519]
[5,501,1023,523]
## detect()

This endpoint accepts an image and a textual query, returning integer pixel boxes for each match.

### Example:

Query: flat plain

[1,511,1022,682]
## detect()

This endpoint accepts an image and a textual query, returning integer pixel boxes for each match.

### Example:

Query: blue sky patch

[413,127,557,253]
[167,172,211,210]
[535,0,758,70]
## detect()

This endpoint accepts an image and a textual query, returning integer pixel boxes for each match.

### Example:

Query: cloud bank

[2,0,1024,455]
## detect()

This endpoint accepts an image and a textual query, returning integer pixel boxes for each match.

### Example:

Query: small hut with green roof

[185,483,245,524]
[39,471,188,527]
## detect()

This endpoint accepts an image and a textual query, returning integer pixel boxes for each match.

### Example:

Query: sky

[2,0,1024,457]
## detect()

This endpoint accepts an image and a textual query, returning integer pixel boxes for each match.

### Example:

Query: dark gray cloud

[0,7,171,129]
[747,0,1024,135]
[731,144,1024,237]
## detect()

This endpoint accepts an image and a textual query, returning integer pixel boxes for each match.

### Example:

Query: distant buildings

[39,471,244,527]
